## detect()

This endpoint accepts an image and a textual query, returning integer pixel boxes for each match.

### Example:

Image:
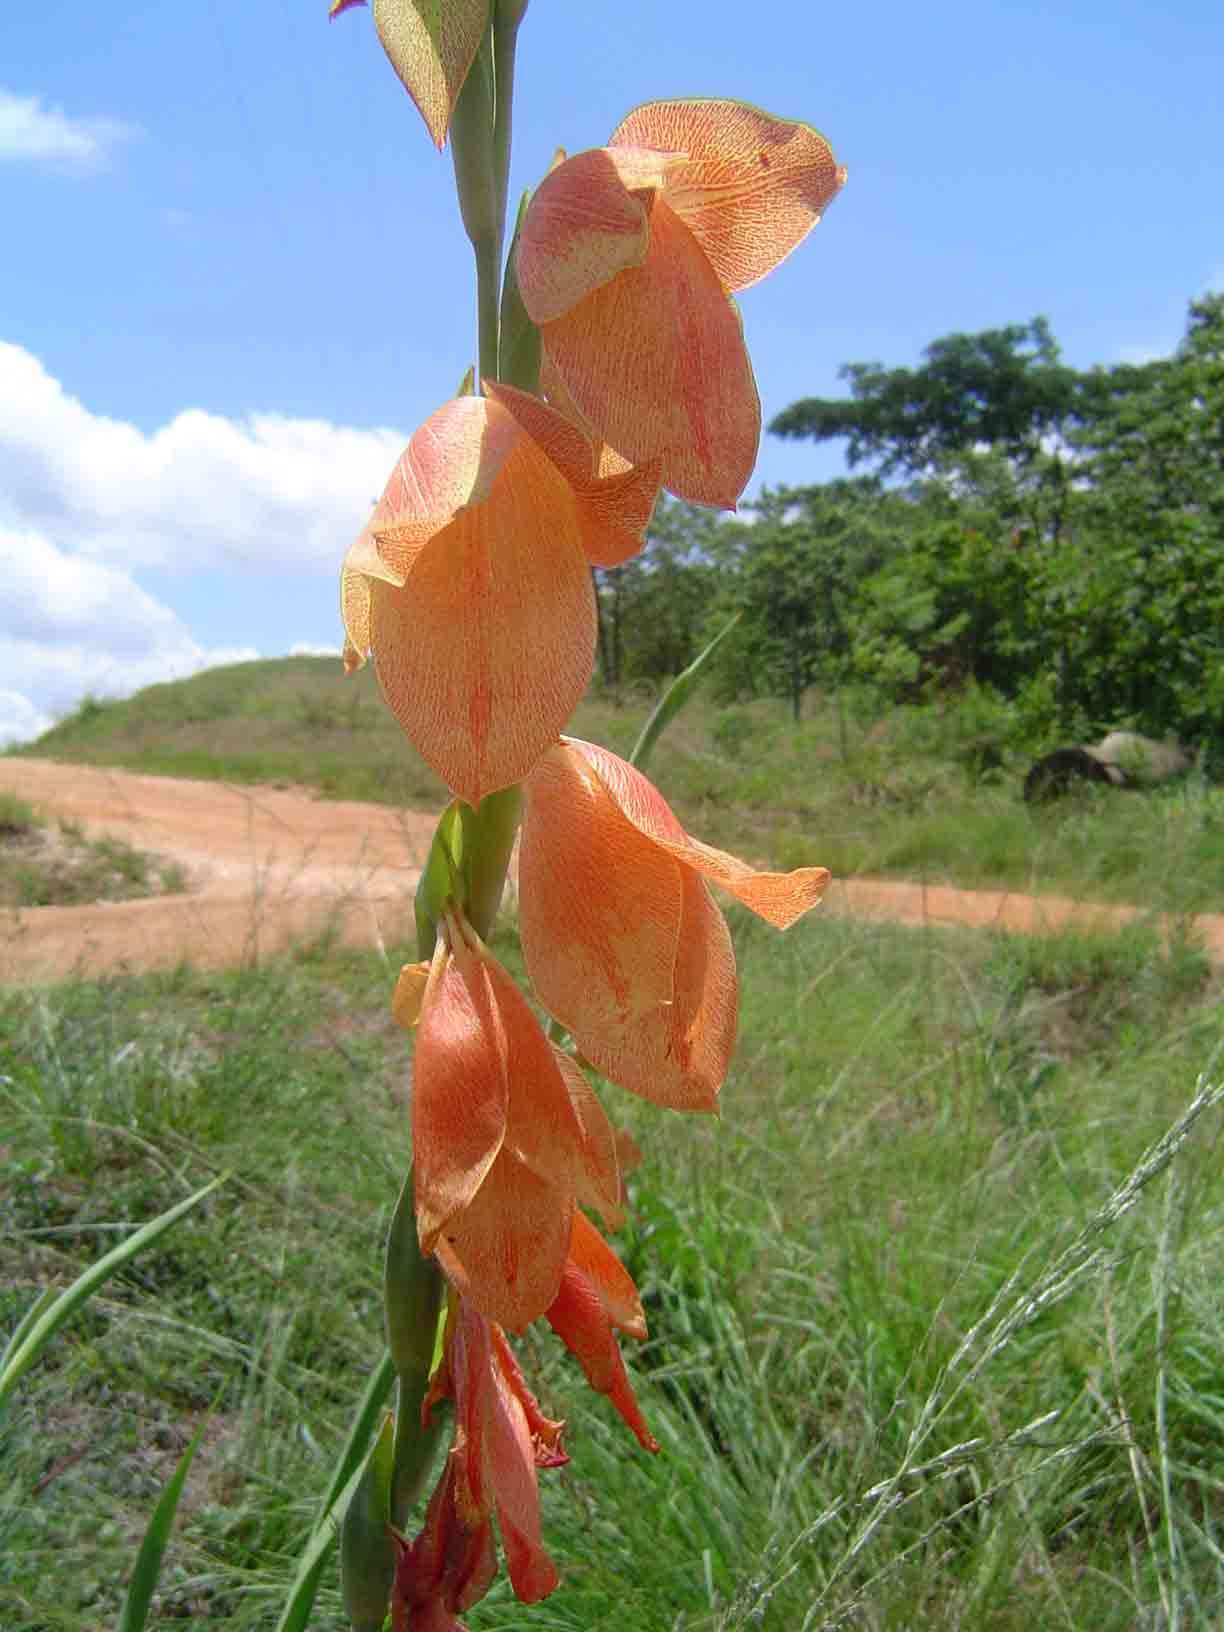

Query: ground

[1,757,1221,986]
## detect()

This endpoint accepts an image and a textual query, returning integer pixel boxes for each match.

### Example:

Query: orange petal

[485,380,661,568]
[546,1239,658,1452]
[517,147,673,323]
[370,435,596,803]
[520,743,684,1034]
[440,1150,573,1331]
[340,560,371,672]
[572,738,829,928]
[568,1210,646,1338]
[611,98,846,294]
[474,947,591,1196]
[369,0,491,150]
[552,1049,625,1230]
[572,869,736,1112]
[538,196,760,507]
[413,951,508,1248]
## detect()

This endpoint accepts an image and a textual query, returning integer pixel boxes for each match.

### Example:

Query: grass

[3,905,1224,1629]
[10,660,1224,912]
[0,790,188,908]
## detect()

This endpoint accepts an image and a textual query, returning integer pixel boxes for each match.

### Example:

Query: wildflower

[517,98,845,506]
[406,905,625,1329]
[518,738,829,1108]
[341,384,658,804]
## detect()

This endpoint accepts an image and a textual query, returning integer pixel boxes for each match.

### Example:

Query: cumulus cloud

[289,641,342,658]
[0,527,258,745]
[0,89,139,170]
[0,342,407,573]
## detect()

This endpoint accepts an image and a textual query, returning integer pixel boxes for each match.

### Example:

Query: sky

[2,0,1222,745]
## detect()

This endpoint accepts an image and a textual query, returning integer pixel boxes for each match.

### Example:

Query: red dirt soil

[2,758,1222,987]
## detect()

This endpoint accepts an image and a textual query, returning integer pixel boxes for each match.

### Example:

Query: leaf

[629,613,741,774]
[275,1466,366,1632]
[0,1173,228,1415]
[115,1417,208,1632]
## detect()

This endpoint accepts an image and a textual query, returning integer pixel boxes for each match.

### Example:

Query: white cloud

[0,689,52,749]
[290,641,342,657]
[0,89,139,170]
[0,527,257,745]
[0,343,406,573]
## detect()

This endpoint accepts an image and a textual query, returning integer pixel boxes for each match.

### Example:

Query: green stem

[474,231,502,386]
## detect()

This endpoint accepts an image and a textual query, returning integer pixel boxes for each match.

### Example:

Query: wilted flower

[517,98,845,507]
[518,738,829,1109]
[394,1294,565,1627]
[341,383,659,804]
[403,906,625,1330]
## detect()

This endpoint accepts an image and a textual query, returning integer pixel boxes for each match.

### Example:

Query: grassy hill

[10,656,1224,909]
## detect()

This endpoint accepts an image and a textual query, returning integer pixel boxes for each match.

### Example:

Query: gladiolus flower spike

[519,738,830,1110]
[518,98,846,508]
[340,384,660,804]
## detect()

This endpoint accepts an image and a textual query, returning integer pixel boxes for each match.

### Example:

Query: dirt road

[2,758,1222,987]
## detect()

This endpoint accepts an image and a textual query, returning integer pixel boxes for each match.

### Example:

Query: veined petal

[476,948,590,1194]
[517,148,672,324]
[546,1221,657,1452]
[573,869,736,1111]
[552,1049,625,1230]
[381,394,523,522]
[439,1150,572,1331]
[539,196,760,507]
[369,0,491,151]
[413,949,508,1248]
[568,1210,645,1337]
[485,380,661,567]
[340,561,372,672]
[370,435,596,803]
[611,98,846,294]
[520,743,683,1033]
[571,738,829,928]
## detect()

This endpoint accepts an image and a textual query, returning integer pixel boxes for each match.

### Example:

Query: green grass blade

[114,1416,207,1632]
[630,613,740,774]
[0,1286,58,1373]
[0,1171,228,1412]
[314,1348,397,1531]
[275,1465,365,1632]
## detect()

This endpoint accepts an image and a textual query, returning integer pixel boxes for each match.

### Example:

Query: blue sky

[2,0,1222,743]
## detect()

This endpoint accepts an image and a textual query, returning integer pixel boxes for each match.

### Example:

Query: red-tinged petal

[474,949,590,1194]
[568,1210,646,1337]
[520,743,683,1033]
[483,380,595,487]
[380,395,522,524]
[440,1149,572,1331]
[413,952,508,1248]
[571,738,829,928]
[551,1050,625,1229]
[538,196,760,508]
[489,1327,567,1467]
[369,0,491,151]
[574,870,736,1111]
[547,1258,658,1453]
[484,1356,560,1602]
[611,98,846,294]
[391,1459,497,1632]
[370,435,596,803]
[517,148,671,324]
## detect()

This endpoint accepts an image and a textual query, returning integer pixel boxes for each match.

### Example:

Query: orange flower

[341,383,659,804]
[517,99,845,508]
[546,1210,658,1453]
[329,0,490,151]
[518,739,829,1110]
[406,906,626,1330]
[394,1296,566,1627]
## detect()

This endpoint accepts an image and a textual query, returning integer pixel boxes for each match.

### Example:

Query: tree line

[595,293,1224,756]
